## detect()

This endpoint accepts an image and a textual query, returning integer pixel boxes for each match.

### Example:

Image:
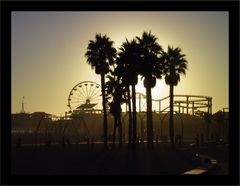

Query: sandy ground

[11,142,228,175]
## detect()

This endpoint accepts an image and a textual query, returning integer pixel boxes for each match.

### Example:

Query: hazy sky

[11,11,228,116]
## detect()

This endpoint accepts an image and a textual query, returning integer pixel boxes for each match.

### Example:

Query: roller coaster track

[135,93,212,115]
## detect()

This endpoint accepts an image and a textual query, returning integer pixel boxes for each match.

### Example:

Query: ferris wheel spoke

[71,98,85,102]
[91,93,102,100]
[88,85,93,98]
[91,91,101,100]
[70,100,85,104]
[70,95,86,100]
[85,84,89,98]
[69,96,85,100]
[91,98,102,103]
[92,94,102,100]
[71,100,86,104]
[87,84,91,98]
[70,98,86,101]
[77,89,87,101]
[71,90,82,100]
[84,84,88,98]
[81,86,88,99]
[89,86,98,99]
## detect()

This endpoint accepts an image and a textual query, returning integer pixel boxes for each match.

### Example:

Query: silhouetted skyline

[11,12,228,115]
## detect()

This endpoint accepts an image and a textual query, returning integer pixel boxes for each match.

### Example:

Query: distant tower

[21,96,25,113]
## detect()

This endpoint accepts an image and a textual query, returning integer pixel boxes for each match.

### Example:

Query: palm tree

[163,46,188,149]
[114,63,132,146]
[105,73,125,148]
[137,31,163,148]
[116,39,142,148]
[114,62,132,146]
[85,34,117,149]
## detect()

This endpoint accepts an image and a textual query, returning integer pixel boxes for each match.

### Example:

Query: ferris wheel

[67,81,102,113]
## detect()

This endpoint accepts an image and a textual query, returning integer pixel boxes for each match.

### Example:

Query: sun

[134,77,169,112]
[135,78,146,95]
[135,77,167,99]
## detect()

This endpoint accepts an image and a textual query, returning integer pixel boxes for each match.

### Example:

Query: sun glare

[135,77,167,100]
[134,77,170,112]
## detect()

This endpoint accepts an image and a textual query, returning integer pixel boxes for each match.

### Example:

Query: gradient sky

[11,11,229,116]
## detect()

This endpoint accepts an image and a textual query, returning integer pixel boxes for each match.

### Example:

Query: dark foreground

[11,142,228,175]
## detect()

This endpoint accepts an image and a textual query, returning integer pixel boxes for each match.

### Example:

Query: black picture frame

[1,0,239,185]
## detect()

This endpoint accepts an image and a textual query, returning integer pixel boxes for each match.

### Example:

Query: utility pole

[21,96,25,113]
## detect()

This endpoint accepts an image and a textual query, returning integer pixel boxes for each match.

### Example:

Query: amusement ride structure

[63,81,214,141]
[67,81,212,116]
[67,81,102,115]
[12,81,228,146]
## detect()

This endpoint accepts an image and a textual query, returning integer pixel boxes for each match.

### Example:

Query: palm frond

[163,45,188,86]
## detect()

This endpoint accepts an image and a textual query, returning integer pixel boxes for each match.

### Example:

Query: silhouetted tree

[106,73,126,148]
[162,46,188,149]
[116,39,142,148]
[85,34,117,149]
[137,31,163,148]
[114,55,132,146]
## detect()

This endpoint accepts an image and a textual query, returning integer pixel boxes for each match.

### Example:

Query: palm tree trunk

[127,87,132,146]
[118,113,123,147]
[112,116,117,149]
[146,86,153,148]
[169,84,175,149]
[101,73,108,149]
[132,85,137,148]
[141,119,144,142]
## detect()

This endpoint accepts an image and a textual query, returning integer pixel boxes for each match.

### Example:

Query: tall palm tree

[137,31,163,148]
[116,39,142,148]
[163,46,188,149]
[85,34,117,149]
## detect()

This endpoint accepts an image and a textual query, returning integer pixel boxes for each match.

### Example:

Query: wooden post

[209,98,212,114]
[192,102,194,115]
[159,100,161,114]
[139,94,141,112]
[207,98,212,114]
